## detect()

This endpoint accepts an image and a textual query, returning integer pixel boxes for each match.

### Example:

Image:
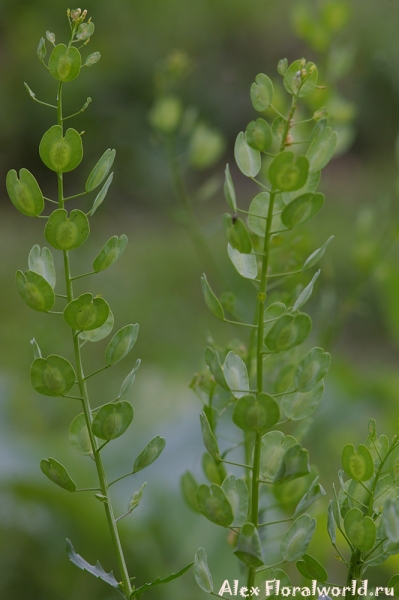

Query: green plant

[6,9,191,599]
[187,56,399,600]
[188,56,337,597]
[328,419,399,599]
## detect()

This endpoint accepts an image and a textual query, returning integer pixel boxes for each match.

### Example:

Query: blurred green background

[2,0,399,597]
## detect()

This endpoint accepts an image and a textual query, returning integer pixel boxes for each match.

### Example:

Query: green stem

[56,76,132,600]
[165,134,221,278]
[246,95,298,591]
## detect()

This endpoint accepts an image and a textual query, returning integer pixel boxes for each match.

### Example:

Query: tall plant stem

[166,135,222,279]
[57,79,132,599]
[246,96,298,591]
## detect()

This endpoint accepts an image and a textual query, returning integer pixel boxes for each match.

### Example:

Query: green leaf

[233,393,280,433]
[76,21,95,41]
[294,348,331,392]
[342,444,374,481]
[265,302,287,321]
[37,37,46,62]
[196,484,234,527]
[277,58,288,76]
[260,431,297,481]
[28,245,56,288]
[39,125,83,173]
[227,244,258,279]
[246,119,272,153]
[383,498,399,544]
[86,149,116,192]
[84,52,101,67]
[389,445,399,482]
[202,453,225,484]
[282,380,325,421]
[310,118,328,142]
[373,474,395,513]
[6,168,44,217]
[118,359,141,399]
[234,523,264,567]
[131,562,193,599]
[188,123,225,170]
[268,152,309,192]
[223,214,252,254]
[64,293,110,331]
[194,548,213,593]
[79,310,115,343]
[66,539,120,590]
[30,355,76,397]
[201,274,224,320]
[93,235,128,272]
[296,554,328,582]
[280,514,316,561]
[294,477,326,516]
[366,433,389,468]
[49,44,81,82]
[224,164,237,211]
[92,401,134,441]
[293,270,320,311]
[133,435,166,473]
[16,270,55,312]
[307,127,338,172]
[274,443,310,483]
[284,60,318,97]
[127,482,147,513]
[327,500,337,544]
[90,173,114,216]
[69,413,92,456]
[248,192,286,237]
[272,116,286,140]
[265,313,312,352]
[234,131,261,177]
[302,235,334,270]
[181,471,200,513]
[221,475,248,527]
[45,209,89,250]
[281,193,325,229]
[347,479,372,513]
[204,347,229,390]
[40,458,76,492]
[387,575,399,596]
[105,324,139,365]
[281,170,321,205]
[344,507,376,551]
[200,412,219,459]
[223,351,249,398]
[250,73,274,111]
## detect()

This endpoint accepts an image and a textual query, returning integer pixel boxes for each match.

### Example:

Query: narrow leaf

[200,412,220,459]
[133,435,166,473]
[194,548,213,593]
[40,458,76,492]
[234,131,261,177]
[201,274,224,320]
[293,270,320,311]
[66,539,120,590]
[224,164,237,211]
[131,562,194,599]
[105,324,139,365]
[223,351,249,398]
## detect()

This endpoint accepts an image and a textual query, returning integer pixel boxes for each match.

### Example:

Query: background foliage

[2,0,399,597]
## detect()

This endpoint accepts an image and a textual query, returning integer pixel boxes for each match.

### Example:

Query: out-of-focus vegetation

[2,0,399,597]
